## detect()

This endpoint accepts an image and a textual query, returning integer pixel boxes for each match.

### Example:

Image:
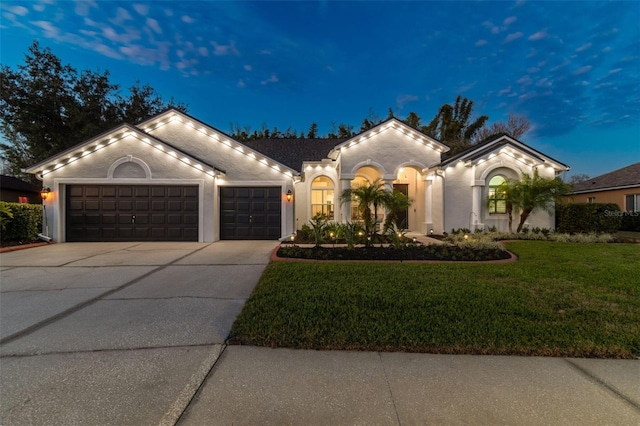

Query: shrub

[620,212,640,232]
[0,202,42,242]
[556,203,622,234]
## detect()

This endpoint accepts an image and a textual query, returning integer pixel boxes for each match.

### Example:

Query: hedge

[0,201,43,242]
[555,203,622,234]
[620,212,640,232]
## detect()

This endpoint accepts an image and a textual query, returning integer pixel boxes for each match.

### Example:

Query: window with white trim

[625,194,640,212]
[311,176,334,219]
[488,175,507,214]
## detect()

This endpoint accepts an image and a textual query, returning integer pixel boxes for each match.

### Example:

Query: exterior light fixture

[464,234,469,240]
[40,187,51,200]
[429,229,434,236]
[286,190,293,202]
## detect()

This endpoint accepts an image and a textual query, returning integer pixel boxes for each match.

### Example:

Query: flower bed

[277,244,511,261]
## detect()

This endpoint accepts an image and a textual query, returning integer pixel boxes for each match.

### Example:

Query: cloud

[528,30,548,41]
[5,5,28,15]
[244,64,252,71]
[111,7,132,25]
[503,16,517,26]
[74,1,96,17]
[498,86,511,96]
[261,73,279,85]
[211,41,239,56]
[475,39,487,47]
[146,17,161,34]
[504,32,523,43]
[396,94,419,109]
[457,81,477,93]
[573,65,592,75]
[198,46,208,56]
[576,42,592,52]
[181,15,194,23]
[237,79,245,88]
[133,3,149,16]
[30,20,59,37]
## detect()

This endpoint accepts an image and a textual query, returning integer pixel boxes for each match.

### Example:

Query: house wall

[567,187,640,211]
[333,125,442,232]
[40,134,215,242]
[443,159,559,232]
[145,120,296,239]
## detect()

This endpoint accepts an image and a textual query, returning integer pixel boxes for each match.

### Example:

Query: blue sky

[1,0,638,178]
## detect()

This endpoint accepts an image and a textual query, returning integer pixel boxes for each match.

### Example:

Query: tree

[566,174,590,185]
[474,113,531,142]
[403,111,422,129]
[307,122,318,138]
[422,95,488,155]
[340,179,394,244]
[0,41,186,182]
[383,190,413,232]
[493,169,572,233]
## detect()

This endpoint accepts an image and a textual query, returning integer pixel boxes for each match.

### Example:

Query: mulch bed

[276,244,513,262]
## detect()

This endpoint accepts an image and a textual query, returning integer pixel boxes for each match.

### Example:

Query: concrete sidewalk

[181,346,639,425]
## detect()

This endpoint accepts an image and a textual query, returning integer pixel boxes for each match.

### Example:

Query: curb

[0,241,54,253]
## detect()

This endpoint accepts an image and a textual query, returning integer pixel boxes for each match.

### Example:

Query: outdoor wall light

[286,190,293,202]
[40,187,51,200]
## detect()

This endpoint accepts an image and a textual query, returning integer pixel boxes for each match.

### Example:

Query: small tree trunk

[506,203,513,233]
[516,209,532,233]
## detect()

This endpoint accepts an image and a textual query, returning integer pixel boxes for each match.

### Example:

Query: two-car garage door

[66,185,199,242]
[65,184,282,242]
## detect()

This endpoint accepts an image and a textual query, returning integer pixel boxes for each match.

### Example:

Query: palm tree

[340,179,393,240]
[383,190,413,232]
[493,169,572,233]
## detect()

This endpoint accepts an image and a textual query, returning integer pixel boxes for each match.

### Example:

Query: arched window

[349,176,369,220]
[311,176,334,219]
[488,175,507,214]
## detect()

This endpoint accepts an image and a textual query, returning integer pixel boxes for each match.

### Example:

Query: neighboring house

[567,162,640,212]
[24,109,569,242]
[0,175,42,204]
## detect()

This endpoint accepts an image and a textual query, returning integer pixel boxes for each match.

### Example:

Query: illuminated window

[488,175,507,214]
[311,176,334,219]
[350,176,369,220]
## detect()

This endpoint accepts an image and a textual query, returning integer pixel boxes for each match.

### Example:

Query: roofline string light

[338,122,446,153]
[145,113,298,179]
[39,129,224,178]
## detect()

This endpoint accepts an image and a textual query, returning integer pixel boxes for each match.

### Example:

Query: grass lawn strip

[229,242,640,358]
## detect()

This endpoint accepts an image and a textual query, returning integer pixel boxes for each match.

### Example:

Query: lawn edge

[270,245,518,264]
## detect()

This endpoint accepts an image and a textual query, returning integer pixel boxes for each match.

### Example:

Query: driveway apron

[0,241,276,426]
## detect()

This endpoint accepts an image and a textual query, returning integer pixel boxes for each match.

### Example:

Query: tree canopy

[0,41,186,182]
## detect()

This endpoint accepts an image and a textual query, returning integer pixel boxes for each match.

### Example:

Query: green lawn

[229,242,640,358]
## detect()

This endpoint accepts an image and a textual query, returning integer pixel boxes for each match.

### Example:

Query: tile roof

[571,162,640,193]
[240,138,347,171]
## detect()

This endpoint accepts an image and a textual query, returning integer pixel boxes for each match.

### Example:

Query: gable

[137,110,299,180]
[332,118,449,177]
[24,124,223,178]
[438,134,569,172]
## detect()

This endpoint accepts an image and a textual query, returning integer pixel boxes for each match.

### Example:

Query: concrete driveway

[0,241,277,425]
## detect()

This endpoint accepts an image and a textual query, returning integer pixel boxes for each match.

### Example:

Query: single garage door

[220,187,281,240]
[66,185,199,242]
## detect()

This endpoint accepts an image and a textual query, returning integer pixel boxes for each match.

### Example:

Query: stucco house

[24,109,569,242]
[567,162,640,212]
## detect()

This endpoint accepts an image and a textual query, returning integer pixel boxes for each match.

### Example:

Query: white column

[340,179,351,223]
[471,184,483,231]
[424,177,433,234]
